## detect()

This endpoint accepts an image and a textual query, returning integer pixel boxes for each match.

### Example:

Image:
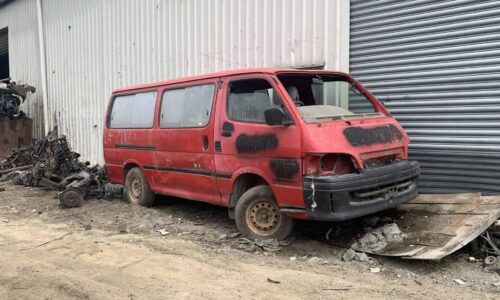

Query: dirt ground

[0,183,499,299]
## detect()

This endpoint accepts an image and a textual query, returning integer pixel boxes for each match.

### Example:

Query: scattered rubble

[307,256,323,264]
[342,248,372,263]
[229,232,241,238]
[157,229,170,236]
[0,79,35,120]
[454,279,466,286]
[232,237,294,253]
[0,128,122,207]
[342,249,357,262]
[352,223,407,252]
[354,252,370,263]
[266,278,280,284]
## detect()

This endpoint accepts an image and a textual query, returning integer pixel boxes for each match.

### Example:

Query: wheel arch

[228,172,271,211]
[123,160,143,180]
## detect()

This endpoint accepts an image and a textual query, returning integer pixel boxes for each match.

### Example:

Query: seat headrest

[286,86,300,101]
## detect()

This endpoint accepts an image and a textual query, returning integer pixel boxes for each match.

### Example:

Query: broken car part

[0,128,122,206]
[0,79,35,120]
[59,187,84,208]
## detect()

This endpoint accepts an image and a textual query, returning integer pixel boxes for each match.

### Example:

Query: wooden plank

[406,193,481,204]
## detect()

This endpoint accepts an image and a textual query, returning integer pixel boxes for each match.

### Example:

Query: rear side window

[159,84,215,128]
[227,78,281,123]
[109,91,157,129]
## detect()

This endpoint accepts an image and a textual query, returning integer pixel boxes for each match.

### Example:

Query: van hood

[301,116,409,168]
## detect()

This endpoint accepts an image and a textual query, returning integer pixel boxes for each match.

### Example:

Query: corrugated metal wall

[37,0,348,164]
[0,0,44,138]
[350,0,500,194]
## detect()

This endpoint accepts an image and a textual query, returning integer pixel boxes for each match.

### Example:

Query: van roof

[113,68,346,93]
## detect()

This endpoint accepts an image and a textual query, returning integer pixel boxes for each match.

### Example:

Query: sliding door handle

[202,135,209,150]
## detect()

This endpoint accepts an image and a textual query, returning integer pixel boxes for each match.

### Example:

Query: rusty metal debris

[471,221,500,274]
[0,128,123,207]
[0,78,35,120]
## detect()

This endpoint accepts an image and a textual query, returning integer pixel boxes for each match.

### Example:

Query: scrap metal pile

[472,222,500,273]
[0,129,122,207]
[0,78,36,120]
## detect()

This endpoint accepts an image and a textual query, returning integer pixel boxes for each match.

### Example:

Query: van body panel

[152,77,221,204]
[213,74,303,207]
[300,118,409,168]
[103,87,160,187]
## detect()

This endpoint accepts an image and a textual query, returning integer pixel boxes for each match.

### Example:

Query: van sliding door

[153,78,222,204]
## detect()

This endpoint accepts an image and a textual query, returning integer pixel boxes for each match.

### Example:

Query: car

[104,68,420,240]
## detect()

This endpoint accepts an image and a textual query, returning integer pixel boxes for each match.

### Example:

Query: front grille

[363,155,395,168]
[349,178,416,204]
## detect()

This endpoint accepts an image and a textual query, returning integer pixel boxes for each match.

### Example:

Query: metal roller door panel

[350,0,500,194]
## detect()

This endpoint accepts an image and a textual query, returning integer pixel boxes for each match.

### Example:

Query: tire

[125,167,155,207]
[235,185,295,241]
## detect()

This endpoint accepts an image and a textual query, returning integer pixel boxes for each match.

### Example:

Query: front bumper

[303,160,420,221]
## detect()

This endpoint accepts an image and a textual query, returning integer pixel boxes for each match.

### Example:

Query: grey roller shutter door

[350,0,500,195]
[0,29,7,57]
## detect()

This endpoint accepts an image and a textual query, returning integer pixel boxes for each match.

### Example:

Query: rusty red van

[104,68,419,240]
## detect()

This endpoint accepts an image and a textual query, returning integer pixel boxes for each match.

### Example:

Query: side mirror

[264,106,292,126]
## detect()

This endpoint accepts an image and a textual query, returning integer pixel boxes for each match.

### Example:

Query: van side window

[227,78,282,123]
[160,84,215,128]
[109,91,157,129]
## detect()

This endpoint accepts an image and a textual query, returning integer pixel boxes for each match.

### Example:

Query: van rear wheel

[235,185,294,241]
[125,167,154,207]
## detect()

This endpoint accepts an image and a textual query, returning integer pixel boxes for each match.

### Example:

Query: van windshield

[277,74,384,123]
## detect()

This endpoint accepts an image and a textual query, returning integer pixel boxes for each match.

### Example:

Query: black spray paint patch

[236,134,278,153]
[270,158,299,179]
[222,122,234,137]
[344,124,403,147]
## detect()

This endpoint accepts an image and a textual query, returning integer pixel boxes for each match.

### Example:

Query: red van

[104,68,419,240]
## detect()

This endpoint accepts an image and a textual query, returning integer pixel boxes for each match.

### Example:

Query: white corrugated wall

[38,0,349,163]
[0,0,44,139]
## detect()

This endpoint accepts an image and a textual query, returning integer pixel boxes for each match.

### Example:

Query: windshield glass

[278,74,384,123]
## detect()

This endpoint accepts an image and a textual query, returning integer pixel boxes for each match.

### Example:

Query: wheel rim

[60,188,83,208]
[129,177,142,202]
[246,199,282,236]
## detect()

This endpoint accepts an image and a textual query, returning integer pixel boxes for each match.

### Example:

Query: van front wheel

[235,185,294,241]
[125,167,155,207]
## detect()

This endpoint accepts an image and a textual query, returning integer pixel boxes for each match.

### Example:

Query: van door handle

[202,135,209,150]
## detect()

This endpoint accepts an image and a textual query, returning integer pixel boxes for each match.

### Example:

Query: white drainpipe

[36,0,49,135]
